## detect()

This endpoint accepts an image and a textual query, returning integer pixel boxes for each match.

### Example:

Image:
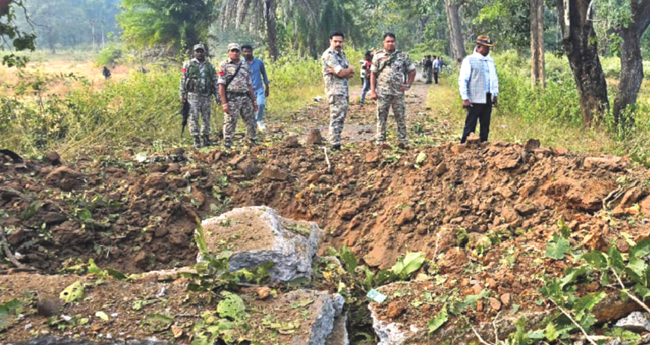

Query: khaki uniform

[371,50,415,144]
[180,58,218,136]
[218,59,256,146]
[321,47,350,146]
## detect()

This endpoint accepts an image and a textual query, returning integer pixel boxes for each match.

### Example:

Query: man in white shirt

[458,35,499,144]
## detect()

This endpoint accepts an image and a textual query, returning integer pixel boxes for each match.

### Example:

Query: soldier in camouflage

[218,43,259,149]
[321,31,355,151]
[368,33,416,147]
[180,43,219,148]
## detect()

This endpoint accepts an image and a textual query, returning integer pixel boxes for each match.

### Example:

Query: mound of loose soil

[1,139,649,276]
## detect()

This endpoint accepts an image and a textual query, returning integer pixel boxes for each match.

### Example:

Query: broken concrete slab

[615,311,650,333]
[200,206,322,282]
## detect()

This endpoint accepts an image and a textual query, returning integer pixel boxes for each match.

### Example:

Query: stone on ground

[200,206,322,282]
[615,311,650,333]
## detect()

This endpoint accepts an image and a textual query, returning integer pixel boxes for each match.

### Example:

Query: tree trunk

[48,26,55,54]
[613,0,650,128]
[101,21,105,49]
[556,0,609,125]
[264,0,279,61]
[530,0,545,88]
[445,0,465,64]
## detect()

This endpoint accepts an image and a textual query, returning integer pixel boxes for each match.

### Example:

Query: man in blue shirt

[457,35,499,144]
[242,45,270,132]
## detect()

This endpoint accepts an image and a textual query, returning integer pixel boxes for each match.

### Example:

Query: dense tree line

[2,0,650,128]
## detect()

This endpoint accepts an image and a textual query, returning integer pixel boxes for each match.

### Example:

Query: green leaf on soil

[217,292,247,321]
[427,303,448,334]
[60,281,85,303]
[631,238,650,258]
[339,245,358,272]
[391,252,425,279]
[87,259,103,275]
[608,246,625,271]
[545,234,570,260]
[581,250,608,268]
[144,313,173,332]
[416,151,427,165]
[545,322,558,341]
[560,265,589,289]
[95,311,109,321]
[0,299,23,329]
[106,268,127,280]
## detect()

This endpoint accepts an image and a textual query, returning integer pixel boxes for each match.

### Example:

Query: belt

[227,92,249,97]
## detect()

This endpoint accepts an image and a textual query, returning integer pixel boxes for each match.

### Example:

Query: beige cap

[193,43,206,51]
[227,43,241,51]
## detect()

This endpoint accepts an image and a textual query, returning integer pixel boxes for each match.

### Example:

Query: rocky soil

[2,82,650,344]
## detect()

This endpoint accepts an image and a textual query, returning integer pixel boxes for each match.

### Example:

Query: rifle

[179,100,190,138]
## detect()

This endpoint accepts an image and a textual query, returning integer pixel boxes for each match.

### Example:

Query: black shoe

[398,142,409,150]
[193,136,203,149]
[224,142,232,149]
[203,135,217,146]
[331,144,341,151]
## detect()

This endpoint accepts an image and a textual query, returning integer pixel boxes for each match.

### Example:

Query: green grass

[427,52,650,164]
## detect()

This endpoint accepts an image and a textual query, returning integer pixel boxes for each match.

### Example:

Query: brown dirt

[2,82,650,343]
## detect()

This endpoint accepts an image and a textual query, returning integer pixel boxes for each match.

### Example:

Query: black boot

[331,144,341,151]
[193,136,203,149]
[203,135,217,146]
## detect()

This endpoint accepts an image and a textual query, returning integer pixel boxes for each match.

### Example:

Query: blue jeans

[360,78,371,104]
[254,89,266,123]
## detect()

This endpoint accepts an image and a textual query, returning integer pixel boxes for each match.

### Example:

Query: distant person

[180,43,219,148]
[432,55,440,84]
[458,35,499,144]
[102,66,111,80]
[321,31,354,151]
[218,43,259,149]
[424,56,433,84]
[241,44,270,132]
[368,32,416,148]
[359,51,373,105]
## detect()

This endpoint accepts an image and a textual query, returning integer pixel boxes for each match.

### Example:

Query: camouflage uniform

[321,47,350,146]
[180,58,218,136]
[371,49,416,144]
[218,59,256,146]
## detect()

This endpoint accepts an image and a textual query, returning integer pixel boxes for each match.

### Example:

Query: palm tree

[219,0,358,59]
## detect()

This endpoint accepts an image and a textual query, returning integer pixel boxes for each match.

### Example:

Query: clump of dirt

[1,139,649,276]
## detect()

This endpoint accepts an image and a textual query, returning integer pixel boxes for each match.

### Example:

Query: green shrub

[96,43,123,67]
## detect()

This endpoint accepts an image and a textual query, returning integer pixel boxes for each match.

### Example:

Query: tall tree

[119,0,218,53]
[264,0,278,60]
[556,0,609,125]
[1,0,36,67]
[530,0,545,88]
[445,0,466,63]
[612,0,650,127]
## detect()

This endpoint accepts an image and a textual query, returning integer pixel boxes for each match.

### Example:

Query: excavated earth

[2,83,650,343]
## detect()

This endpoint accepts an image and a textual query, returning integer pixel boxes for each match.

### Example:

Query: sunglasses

[230,49,240,53]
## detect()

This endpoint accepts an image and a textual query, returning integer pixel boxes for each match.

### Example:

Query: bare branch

[549,298,598,345]
[611,268,650,314]
[471,325,494,345]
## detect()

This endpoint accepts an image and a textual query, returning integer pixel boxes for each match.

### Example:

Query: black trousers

[433,72,439,84]
[460,94,492,143]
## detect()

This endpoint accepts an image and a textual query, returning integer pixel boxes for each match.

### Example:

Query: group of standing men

[422,55,442,84]
[322,32,416,150]
[179,33,499,151]
[180,43,270,148]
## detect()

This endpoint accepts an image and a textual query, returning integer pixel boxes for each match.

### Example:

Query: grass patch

[427,52,650,161]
